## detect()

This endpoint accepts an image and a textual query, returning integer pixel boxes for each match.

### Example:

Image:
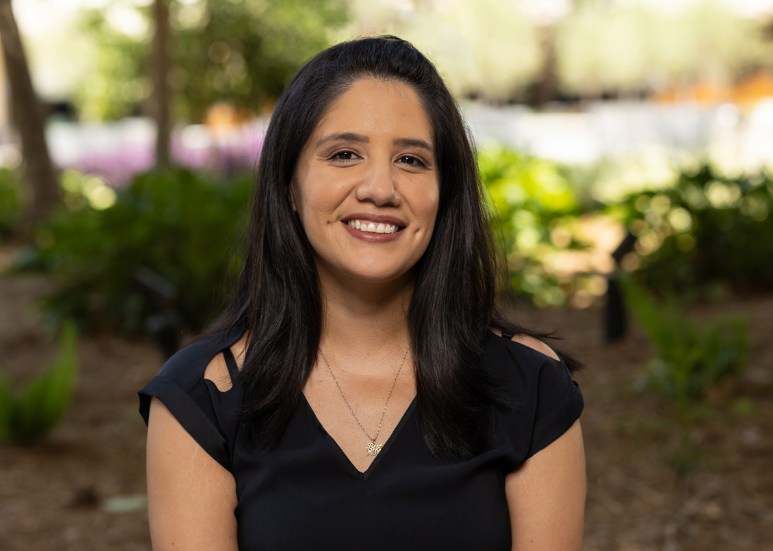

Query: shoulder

[139,324,247,472]
[488,328,560,361]
[138,323,246,431]
[483,325,583,433]
[482,327,567,388]
[203,331,248,392]
[484,326,584,460]
[157,324,246,392]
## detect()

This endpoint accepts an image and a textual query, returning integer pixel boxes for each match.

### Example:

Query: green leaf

[0,321,79,444]
[620,278,749,405]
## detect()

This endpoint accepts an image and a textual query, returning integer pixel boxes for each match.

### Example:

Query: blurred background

[1,0,772,549]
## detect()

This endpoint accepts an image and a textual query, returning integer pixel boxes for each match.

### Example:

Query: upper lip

[341,213,406,226]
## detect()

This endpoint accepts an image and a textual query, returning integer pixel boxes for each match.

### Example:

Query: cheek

[300,189,338,224]
[406,187,440,258]
[295,169,347,237]
[417,185,440,230]
[294,169,324,220]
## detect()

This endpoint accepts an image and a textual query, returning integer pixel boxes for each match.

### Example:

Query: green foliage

[16,169,251,334]
[0,321,79,444]
[622,279,748,406]
[76,0,349,122]
[616,165,773,298]
[59,170,118,211]
[485,157,773,307]
[75,7,151,121]
[479,147,601,306]
[0,168,22,239]
[173,0,349,121]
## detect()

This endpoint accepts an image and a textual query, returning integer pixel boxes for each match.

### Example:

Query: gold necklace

[320,346,409,456]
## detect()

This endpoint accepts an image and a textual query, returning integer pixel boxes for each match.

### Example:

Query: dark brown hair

[204,36,579,459]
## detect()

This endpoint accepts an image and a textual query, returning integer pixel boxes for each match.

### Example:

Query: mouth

[344,219,403,234]
[340,213,406,235]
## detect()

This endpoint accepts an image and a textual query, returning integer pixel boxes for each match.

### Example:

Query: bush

[14,169,251,334]
[479,147,602,307]
[622,279,749,406]
[0,321,80,444]
[614,165,773,298]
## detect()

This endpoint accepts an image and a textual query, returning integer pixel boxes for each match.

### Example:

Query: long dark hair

[203,35,580,460]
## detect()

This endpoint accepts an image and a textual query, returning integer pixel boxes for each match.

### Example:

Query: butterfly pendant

[366,442,383,456]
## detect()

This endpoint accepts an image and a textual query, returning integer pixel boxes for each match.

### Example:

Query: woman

[140,36,585,550]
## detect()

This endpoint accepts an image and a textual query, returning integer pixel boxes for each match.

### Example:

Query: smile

[346,220,400,234]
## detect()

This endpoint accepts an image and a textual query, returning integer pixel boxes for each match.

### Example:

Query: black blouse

[138,325,583,551]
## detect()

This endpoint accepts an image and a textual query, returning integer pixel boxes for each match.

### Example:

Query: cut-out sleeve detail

[139,375,231,471]
[138,326,245,473]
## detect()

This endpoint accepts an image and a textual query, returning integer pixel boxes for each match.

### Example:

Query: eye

[328,150,360,162]
[397,155,427,169]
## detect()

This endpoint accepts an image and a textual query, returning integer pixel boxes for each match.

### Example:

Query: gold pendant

[366,442,383,456]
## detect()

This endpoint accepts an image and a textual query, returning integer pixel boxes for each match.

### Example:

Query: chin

[341,264,414,286]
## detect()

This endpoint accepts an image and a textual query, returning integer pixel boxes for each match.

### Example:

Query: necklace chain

[320,346,409,447]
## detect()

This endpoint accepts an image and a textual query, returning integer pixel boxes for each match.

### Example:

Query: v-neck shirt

[138,324,584,550]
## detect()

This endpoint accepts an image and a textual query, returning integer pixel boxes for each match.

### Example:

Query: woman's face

[293,78,440,287]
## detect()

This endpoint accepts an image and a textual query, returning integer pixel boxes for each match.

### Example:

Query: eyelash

[329,150,359,163]
[397,155,428,169]
[327,150,429,169]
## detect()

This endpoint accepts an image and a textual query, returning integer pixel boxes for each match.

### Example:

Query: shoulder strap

[221,347,240,383]
[500,330,514,340]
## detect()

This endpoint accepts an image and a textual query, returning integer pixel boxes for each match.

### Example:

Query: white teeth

[346,219,400,234]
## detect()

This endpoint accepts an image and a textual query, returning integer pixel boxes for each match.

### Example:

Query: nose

[354,159,401,207]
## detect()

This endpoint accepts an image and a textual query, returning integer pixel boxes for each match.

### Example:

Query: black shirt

[138,325,583,550]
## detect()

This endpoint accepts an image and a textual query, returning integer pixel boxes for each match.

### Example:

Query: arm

[503,334,586,551]
[505,420,586,551]
[146,397,239,550]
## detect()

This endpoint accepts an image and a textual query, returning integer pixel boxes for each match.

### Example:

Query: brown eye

[398,155,427,168]
[330,150,359,161]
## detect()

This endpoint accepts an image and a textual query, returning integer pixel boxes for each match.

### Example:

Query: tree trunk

[0,0,59,228]
[530,25,559,107]
[152,0,172,170]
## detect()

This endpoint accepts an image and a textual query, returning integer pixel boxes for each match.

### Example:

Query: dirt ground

[0,271,771,551]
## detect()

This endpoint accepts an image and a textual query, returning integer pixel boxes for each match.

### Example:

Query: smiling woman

[139,36,586,551]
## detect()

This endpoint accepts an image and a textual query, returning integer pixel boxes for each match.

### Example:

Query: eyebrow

[394,138,434,154]
[316,132,369,147]
[316,132,434,154]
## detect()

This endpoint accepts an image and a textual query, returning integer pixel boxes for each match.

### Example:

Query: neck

[316,264,413,363]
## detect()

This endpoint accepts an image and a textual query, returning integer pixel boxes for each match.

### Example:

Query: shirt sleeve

[138,335,237,472]
[485,334,584,469]
[525,349,584,459]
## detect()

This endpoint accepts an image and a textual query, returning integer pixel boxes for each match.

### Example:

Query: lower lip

[342,222,403,242]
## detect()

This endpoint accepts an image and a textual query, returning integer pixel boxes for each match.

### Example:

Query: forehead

[312,79,433,143]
